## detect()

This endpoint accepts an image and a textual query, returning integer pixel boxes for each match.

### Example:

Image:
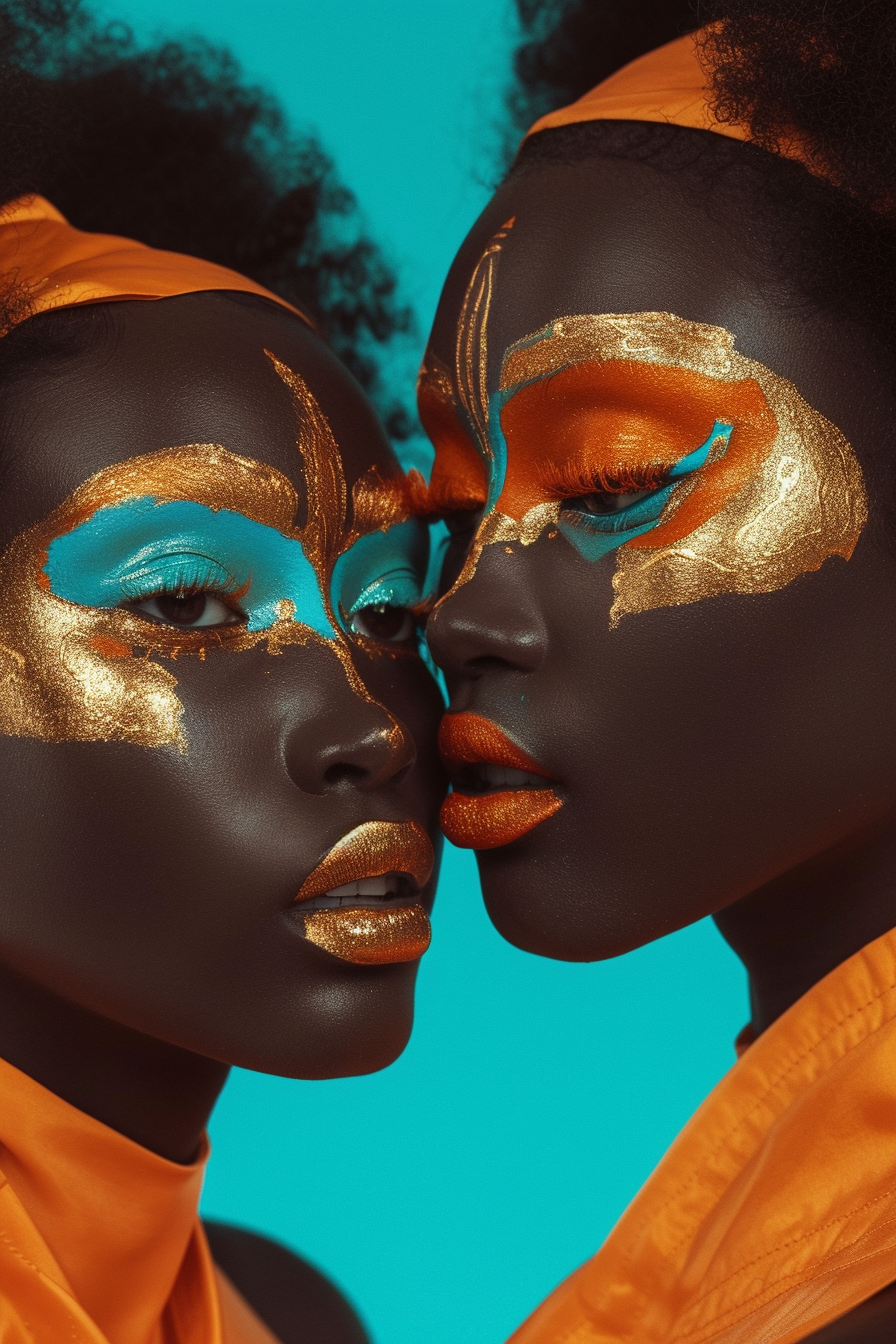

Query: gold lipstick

[296,821,434,965]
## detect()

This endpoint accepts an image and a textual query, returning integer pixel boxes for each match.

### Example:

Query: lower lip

[440,789,562,849]
[302,903,431,964]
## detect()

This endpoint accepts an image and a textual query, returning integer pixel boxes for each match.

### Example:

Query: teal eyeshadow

[44,497,332,636]
[332,518,430,621]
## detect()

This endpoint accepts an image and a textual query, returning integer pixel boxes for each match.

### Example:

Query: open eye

[350,603,417,644]
[565,486,660,516]
[125,590,244,628]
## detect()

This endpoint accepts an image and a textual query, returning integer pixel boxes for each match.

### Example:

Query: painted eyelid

[561,419,732,527]
[44,497,333,638]
[349,569,424,614]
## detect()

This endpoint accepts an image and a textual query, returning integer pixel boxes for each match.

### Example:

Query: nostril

[469,654,516,675]
[322,762,369,787]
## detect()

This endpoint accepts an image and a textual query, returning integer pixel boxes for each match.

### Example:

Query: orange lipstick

[438,713,562,849]
[296,821,434,964]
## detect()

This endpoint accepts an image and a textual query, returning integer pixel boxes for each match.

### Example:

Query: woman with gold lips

[0,5,443,1343]
[422,1,896,1341]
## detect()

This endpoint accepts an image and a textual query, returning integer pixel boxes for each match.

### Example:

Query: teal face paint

[45,497,431,640]
[332,519,429,622]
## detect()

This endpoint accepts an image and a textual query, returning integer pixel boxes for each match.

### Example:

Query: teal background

[93,3,749,1340]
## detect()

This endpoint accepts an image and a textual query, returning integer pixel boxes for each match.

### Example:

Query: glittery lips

[439,713,562,849]
[295,821,434,965]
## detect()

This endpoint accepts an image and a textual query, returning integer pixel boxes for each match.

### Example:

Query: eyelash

[118,559,246,606]
[539,460,672,500]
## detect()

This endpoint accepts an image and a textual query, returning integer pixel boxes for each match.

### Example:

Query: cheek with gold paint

[0,355,431,750]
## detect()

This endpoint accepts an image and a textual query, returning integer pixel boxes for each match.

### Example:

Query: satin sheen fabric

[509,926,896,1344]
[0,1054,279,1344]
[0,194,309,330]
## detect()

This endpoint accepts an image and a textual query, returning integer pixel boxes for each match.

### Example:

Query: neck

[714,820,896,1036]
[0,965,228,1163]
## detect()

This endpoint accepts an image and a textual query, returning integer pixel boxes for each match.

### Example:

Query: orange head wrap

[523,28,812,175]
[0,193,311,334]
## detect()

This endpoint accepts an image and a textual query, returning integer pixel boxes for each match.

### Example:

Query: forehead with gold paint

[418,228,867,625]
[0,351,428,750]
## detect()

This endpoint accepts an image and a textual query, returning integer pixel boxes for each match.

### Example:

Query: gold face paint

[0,355,420,748]
[423,227,867,625]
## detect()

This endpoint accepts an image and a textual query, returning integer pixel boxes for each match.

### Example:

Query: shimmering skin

[0,359,419,750]
[295,821,434,902]
[421,231,868,627]
[303,905,431,965]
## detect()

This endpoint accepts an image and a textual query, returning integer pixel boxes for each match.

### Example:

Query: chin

[476,847,663,963]
[221,960,420,1080]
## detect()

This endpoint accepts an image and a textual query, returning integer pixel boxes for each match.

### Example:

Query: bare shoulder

[203,1220,370,1344]
[804,1280,896,1343]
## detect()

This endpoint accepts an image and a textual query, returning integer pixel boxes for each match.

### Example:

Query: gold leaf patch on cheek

[0,534,186,748]
[610,361,868,625]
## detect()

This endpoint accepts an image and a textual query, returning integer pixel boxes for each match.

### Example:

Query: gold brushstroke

[303,903,431,965]
[296,820,434,902]
[416,349,454,407]
[454,220,515,469]
[266,352,409,752]
[442,311,866,625]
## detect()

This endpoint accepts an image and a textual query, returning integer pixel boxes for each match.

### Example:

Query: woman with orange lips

[0,6,443,1342]
[423,1,896,1341]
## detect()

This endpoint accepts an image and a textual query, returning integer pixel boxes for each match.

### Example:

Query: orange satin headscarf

[0,193,311,332]
[523,28,811,176]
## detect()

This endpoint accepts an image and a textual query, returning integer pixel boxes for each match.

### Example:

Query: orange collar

[509,926,896,1344]
[0,1055,274,1344]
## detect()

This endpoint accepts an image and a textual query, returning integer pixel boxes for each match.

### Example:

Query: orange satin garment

[509,927,896,1344]
[0,194,309,329]
[0,1054,279,1344]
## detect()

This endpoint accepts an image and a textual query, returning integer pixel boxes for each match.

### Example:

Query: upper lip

[438,713,555,788]
[295,821,434,903]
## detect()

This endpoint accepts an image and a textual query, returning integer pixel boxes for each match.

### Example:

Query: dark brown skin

[424,140,896,1340]
[0,291,444,1340]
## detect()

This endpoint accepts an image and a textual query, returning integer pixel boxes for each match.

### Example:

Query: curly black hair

[0,0,414,438]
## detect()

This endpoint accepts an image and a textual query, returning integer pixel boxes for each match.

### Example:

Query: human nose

[426,545,549,681]
[284,646,416,794]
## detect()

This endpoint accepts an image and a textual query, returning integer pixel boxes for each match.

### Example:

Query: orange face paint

[497,358,778,548]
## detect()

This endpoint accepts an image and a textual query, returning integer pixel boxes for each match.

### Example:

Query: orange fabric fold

[508,926,896,1344]
[0,1054,278,1344]
[0,194,309,331]
[524,30,810,175]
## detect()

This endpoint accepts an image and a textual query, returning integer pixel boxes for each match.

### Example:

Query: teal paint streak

[45,497,334,635]
[558,421,733,563]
